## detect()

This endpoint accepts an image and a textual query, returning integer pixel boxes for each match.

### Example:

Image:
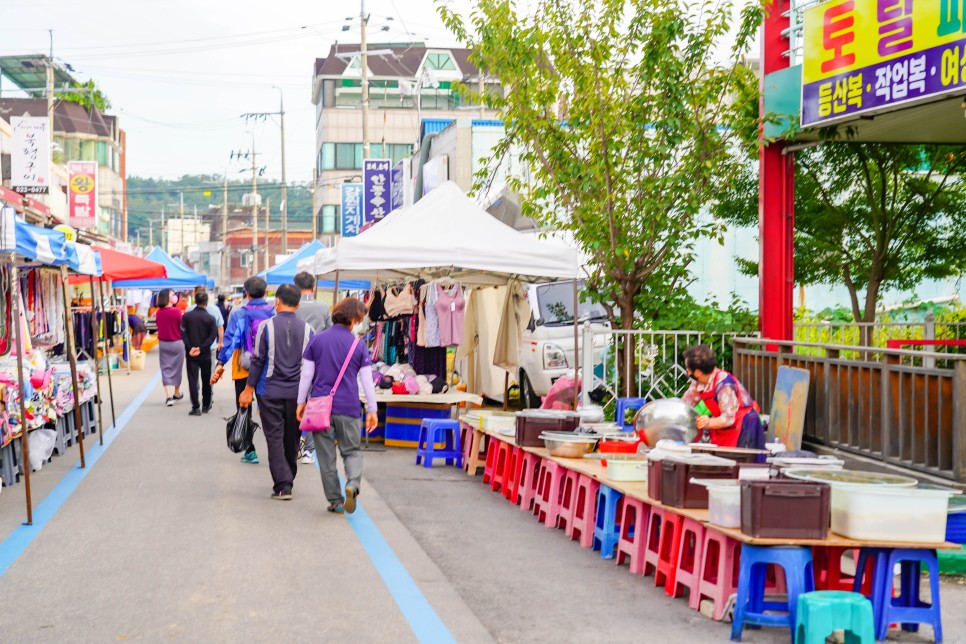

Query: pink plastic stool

[556,470,581,532]
[655,512,684,593]
[697,528,741,621]
[615,498,650,575]
[490,440,513,493]
[502,447,521,501]
[534,460,565,527]
[517,453,542,511]
[642,505,665,578]
[672,517,706,609]
[481,436,499,486]
[567,475,600,548]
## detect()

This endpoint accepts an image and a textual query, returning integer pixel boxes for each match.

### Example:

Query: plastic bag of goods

[28,428,57,471]
[226,407,259,454]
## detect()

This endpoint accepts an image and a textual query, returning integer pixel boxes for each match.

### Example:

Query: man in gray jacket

[293,271,331,464]
[239,284,312,500]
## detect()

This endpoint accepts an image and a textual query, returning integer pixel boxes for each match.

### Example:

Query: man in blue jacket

[211,276,274,464]
[239,284,312,500]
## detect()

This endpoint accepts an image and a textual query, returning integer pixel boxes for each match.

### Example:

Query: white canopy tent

[297,181,579,285]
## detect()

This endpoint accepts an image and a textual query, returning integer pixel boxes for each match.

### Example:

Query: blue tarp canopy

[257,240,369,290]
[0,206,101,275]
[113,246,212,289]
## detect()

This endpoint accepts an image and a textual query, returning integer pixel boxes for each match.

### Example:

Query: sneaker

[299,451,316,465]
[188,408,202,416]
[202,404,212,414]
[173,393,184,401]
[327,503,345,514]
[272,490,293,501]
[240,451,259,465]
[344,486,357,514]
[165,397,174,407]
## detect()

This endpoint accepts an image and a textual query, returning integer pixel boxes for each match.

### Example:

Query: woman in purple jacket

[297,297,378,514]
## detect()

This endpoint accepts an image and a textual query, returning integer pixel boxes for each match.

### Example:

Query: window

[79,140,96,161]
[240,252,249,268]
[371,143,412,164]
[321,205,339,234]
[319,143,412,170]
[96,142,110,167]
[321,143,335,171]
[425,52,457,71]
[335,143,359,170]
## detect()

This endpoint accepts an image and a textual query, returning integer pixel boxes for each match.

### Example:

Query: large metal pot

[633,398,699,446]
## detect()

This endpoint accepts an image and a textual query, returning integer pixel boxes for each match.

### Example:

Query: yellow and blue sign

[802,0,966,126]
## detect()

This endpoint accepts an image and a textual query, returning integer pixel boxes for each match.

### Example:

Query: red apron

[698,387,752,448]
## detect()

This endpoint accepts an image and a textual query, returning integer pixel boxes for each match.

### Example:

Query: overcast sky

[2,0,474,183]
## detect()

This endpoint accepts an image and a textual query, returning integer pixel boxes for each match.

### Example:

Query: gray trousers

[311,414,363,505]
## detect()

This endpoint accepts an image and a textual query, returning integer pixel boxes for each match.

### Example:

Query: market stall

[0,206,103,524]
[299,181,580,445]
[257,239,368,290]
[113,246,210,290]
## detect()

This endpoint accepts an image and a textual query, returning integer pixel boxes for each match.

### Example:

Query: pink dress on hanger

[434,282,465,347]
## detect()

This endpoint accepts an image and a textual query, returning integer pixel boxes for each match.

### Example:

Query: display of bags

[226,406,258,454]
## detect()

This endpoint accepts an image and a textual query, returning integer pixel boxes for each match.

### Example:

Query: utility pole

[251,145,259,274]
[148,221,153,248]
[274,86,288,253]
[264,197,271,270]
[160,208,166,253]
[222,173,229,291]
[46,31,54,150]
[311,168,318,240]
[361,0,370,161]
[179,192,185,258]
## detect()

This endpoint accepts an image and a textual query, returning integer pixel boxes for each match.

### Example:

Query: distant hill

[125,174,314,241]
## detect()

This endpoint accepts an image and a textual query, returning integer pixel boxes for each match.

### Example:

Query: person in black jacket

[181,292,218,416]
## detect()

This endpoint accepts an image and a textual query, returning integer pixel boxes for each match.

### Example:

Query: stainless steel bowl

[633,398,699,446]
[541,435,598,458]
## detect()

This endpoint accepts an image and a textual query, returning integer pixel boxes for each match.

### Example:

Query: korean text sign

[363,158,392,226]
[68,161,98,229]
[341,183,363,237]
[11,116,51,194]
[801,0,966,127]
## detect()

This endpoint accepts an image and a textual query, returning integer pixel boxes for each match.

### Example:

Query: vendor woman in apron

[681,344,763,449]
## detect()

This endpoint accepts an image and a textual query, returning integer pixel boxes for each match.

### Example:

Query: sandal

[327,503,345,514]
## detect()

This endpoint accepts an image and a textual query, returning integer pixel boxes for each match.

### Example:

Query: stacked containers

[514,410,581,447]
[740,479,831,539]
[660,454,738,508]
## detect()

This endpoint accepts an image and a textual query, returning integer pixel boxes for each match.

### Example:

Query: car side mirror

[534,317,545,327]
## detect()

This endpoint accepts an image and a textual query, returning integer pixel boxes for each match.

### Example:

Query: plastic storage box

[647,454,664,500]
[740,479,831,539]
[660,454,738,508]
[514,411,580,447]
[606,459,648,482]
[705,480,741,528]
[831,486,954,543]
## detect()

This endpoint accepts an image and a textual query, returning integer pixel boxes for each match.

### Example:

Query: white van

[518,281,611,407]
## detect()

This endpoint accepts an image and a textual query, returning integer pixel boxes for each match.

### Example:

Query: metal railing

[579,326,749,409]
[793,318,966,366]
[732,337,966,481]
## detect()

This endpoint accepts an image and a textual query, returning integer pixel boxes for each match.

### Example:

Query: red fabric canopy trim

[68,246,167,284]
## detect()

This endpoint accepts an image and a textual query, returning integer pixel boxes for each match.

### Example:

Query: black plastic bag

[226,406,258,453]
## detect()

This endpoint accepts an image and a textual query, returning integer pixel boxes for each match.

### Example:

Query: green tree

[714,142,966,324]
[56,80,111,112]
[439,0,762,331]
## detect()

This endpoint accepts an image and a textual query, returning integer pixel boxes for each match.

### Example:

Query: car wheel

[519,371,541,409]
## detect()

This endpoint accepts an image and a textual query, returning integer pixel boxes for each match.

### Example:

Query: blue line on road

[0,370,161,577]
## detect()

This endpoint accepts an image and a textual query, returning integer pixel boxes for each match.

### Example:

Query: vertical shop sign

[341,182,363,237]
[363,158,391,225]
[68,161,99,229]
[11,116,50,194]
[390,161,404,212]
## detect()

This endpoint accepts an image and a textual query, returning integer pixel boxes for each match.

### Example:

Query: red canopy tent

[68,246,167,284]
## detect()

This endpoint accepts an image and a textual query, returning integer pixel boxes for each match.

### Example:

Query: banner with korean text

[68,161,98,229]
[363,158,391,226]
[11,116,51,194]
[341,183,363,237]
[801,0,966,127]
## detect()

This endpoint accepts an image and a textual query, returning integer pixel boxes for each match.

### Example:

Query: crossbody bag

[300,337,360,432]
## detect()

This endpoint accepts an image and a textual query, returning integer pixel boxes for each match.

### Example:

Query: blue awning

[0,206,101,275]
[258,240,369,290]
[113,246,211,289]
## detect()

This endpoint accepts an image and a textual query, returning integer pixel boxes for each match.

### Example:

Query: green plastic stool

[795,591,875,644]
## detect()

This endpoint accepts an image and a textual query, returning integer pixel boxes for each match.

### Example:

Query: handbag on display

[300,337,361,432]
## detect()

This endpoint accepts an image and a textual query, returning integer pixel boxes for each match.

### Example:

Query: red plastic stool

[490,440,513,493]
[534,460,565,527]
[814,547,873,594]
[655,511,684,593]
[502,447,522,501]
[556,470,581,533]
[517,453,542,511]
[642,506,665,578]
[672,518,706,608]
[616,498,651,575]
[567,475,600,548]
[481,436,499,486]
[697,528,741,621]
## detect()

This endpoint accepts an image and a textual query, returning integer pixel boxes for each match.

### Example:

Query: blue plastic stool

[615,397,647,431]
[415,419,463,469]
[869,548,943,642]
[592,484,624,559]
[731,545,815,642]
[794,591,875,644]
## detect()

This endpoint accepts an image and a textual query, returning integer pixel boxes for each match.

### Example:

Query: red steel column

[759,0,794,341]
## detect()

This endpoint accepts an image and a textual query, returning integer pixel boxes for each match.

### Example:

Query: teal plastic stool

[795,591,875,644]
